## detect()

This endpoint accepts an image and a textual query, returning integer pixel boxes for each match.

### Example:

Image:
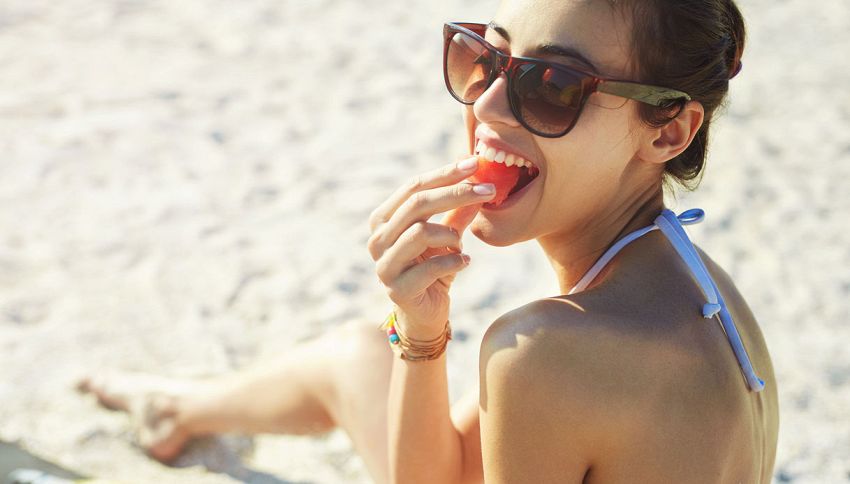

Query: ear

[637,100,704,164]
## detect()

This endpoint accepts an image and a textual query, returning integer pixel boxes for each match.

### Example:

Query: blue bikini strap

[568,208,765,392]
[568,209,702,295]
[655,209,765,392]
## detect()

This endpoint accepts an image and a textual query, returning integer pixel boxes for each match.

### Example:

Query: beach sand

[0,0,848,482]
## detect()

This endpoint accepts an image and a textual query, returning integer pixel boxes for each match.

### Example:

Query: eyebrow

[487,21,599,73]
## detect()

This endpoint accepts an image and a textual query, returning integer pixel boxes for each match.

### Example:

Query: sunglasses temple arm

[598,80,691,106]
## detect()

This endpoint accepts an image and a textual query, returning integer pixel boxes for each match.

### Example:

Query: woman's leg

[79,318,393,483]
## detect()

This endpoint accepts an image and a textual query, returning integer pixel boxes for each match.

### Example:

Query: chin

[469,215,525,247]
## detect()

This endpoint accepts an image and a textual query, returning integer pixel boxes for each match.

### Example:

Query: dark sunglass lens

[512,63,585,135]
[445,31,493,102]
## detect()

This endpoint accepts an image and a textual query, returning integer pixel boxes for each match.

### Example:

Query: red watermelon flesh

[468,157,521,206]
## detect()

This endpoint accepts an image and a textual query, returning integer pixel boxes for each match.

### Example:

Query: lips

[472,139,539,207]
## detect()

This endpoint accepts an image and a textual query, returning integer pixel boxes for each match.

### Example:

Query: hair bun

[729,60,743,79]
[725,0,746,80]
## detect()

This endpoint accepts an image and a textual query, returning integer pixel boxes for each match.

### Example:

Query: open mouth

[471,140,540,207]
[509,163,538,196]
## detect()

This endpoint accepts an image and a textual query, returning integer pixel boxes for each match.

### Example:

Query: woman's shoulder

[477,293,691,465]
[478,290,743,450]
[479,242,754,416]
[478,240,777,475]
[478,293,680,414]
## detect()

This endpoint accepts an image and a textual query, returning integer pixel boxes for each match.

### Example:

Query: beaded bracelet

[378,309,452,361]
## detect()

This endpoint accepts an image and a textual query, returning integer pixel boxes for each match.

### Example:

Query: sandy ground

[0,0,847,482]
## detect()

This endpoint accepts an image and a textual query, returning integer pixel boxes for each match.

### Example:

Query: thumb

[441,203,481,237]
[421,204,481,259]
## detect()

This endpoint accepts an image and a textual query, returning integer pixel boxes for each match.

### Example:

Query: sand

[0,0,847,482]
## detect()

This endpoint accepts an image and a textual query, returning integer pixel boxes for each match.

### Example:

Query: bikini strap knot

[677,208,705,225]
[702,302,722,318]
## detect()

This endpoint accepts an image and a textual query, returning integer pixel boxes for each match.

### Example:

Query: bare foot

[77,373,201,463]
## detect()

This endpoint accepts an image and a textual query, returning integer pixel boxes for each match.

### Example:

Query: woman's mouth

[472,140,540,210]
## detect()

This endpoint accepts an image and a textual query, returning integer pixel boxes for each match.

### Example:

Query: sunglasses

[443,22,692,138]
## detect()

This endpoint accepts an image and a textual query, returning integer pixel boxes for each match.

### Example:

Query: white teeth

[484,147,497,161]
[475,140,535,169]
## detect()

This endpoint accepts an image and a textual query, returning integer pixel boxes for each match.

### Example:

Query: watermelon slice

[467,156,522,206]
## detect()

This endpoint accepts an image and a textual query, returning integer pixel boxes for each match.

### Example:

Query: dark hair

[612,0,746,191]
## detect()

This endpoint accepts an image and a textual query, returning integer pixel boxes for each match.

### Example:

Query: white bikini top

[567,208,765,392]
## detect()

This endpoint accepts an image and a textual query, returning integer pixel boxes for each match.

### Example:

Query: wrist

[394,312,448,341]
[382,309,452,361]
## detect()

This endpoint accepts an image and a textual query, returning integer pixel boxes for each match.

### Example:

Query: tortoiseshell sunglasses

[443,22,692,138]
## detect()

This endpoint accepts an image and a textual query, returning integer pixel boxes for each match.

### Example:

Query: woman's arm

[366,158,493,484]
[387,342,463,484]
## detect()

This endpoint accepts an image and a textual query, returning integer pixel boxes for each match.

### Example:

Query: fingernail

[473,183,495,195]
[461,253,471,264]
[457,157,478,171]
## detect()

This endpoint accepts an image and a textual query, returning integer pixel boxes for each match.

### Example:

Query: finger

[375,222,462,284]
[368,156,480,232]
[422,204,482,258]
[368,181,493,260]
[378,181,493,254]
[385,253,471,304]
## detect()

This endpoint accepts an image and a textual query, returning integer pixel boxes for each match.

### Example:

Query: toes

[80,374,133,411]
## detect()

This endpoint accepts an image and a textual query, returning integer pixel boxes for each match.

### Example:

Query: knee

[335,318,392,363]
[321,318,393,419]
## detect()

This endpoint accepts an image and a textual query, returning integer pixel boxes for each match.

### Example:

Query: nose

[472,73,521,130]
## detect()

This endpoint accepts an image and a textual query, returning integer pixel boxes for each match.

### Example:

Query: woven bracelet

[379,310,452,361]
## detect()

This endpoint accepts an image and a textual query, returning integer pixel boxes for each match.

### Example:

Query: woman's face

[465,0,663,246]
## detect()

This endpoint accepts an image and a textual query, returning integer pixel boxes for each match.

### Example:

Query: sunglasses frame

[443,22,692,138]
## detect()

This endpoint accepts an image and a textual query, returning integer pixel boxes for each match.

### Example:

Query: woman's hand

[368,156,495,338]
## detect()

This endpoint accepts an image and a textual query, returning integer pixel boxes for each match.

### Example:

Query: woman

[81,0,779,482]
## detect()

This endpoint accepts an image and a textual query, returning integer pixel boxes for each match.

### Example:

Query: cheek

[537,104,639,197]
[567,103,637,164]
